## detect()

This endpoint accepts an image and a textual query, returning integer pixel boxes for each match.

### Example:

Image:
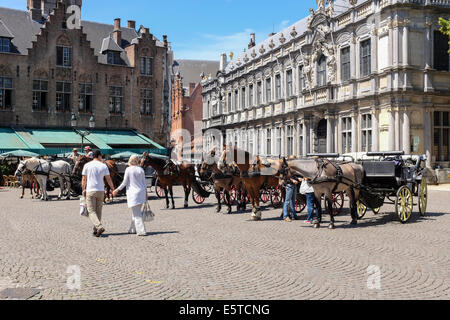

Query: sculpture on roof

[316,0,325,10]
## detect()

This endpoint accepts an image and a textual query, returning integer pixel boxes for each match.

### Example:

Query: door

[316,119,327,153]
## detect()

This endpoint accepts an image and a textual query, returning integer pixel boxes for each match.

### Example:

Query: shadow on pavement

[103,231,179,237]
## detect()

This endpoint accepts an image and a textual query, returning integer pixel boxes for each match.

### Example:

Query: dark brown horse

[140,153,206,209]
[18,169,40,199]
[199,151,246,214]
[72,156,120,202]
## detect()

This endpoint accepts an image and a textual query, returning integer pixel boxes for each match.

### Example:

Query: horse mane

[25,158,43,167]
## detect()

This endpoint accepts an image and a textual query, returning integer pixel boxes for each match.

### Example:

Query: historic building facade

[0,0,173,146]
[202,0,450,169]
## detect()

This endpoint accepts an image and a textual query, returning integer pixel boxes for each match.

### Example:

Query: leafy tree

[439,18,450,54]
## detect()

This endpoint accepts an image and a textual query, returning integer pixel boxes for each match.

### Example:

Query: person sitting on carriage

[84,146,94,159]
[282,168,301,222]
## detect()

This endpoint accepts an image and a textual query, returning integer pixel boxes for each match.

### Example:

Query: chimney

[28,0,42,21]
[113,18,122,46]
[248,33,256,49]
[163,35,168,47]
[189,83,196,96]
[219,53,227,72]
[128,20,136,29]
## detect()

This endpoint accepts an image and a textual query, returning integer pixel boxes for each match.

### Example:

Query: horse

[72,156,121,202]
[218,146,276,221]
[16,169,40,199]
[199,151,246,214]
[140,153,207,209]
[15,158,71,201]
[280,157,364,229]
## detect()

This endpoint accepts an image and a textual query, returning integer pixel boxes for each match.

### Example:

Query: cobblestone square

[0,186,449,300]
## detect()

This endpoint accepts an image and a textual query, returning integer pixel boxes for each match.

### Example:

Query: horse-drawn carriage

[355,151,428,223]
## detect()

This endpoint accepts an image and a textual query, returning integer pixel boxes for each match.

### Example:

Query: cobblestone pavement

[0,186,449,300]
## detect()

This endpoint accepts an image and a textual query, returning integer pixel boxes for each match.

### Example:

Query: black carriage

[356,151,428,223]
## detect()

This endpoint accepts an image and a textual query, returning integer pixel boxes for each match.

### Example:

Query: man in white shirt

[82,150,115,237]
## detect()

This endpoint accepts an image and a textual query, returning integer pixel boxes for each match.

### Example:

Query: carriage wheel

[356,201,367,219]
[395,186,413,223]
[155,179,165,199]
[192,191,205,204]
[295,194,306,214]
[270,186,282,208]
[418,179,428,216]
[331,192,345,216]
[260,190,270,203]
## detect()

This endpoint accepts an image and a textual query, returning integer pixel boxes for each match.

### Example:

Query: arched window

[318,55,327,87]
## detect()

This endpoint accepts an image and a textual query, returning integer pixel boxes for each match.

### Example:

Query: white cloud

[174,19,294,61]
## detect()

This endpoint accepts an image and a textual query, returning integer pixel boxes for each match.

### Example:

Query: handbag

[79,196,88,217]
[142,201,155,222]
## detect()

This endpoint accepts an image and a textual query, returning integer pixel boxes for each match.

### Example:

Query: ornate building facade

[0,0,173,146]
[202,0,450,169]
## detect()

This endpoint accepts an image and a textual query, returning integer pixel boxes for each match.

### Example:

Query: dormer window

[0,37,11,53]
[107,51,121,65]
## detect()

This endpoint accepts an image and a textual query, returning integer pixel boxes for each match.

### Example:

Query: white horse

[15,158,72,201]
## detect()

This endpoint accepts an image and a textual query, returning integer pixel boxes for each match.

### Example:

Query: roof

[224,0,369,74]
[0,18,14,38]
[174,59,220,86]
[100,34,125,53]
[0,5,165,66]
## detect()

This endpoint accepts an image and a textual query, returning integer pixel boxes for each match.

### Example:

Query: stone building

[170,60,219,159]
[202,0,450,170]
[0,0,173,147]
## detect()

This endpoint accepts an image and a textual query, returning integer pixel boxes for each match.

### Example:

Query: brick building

[170,60,219,159]
[0,0,173,148]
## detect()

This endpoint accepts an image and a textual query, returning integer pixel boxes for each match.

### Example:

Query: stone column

[388,108,395,151]
[326,113,332,153]
[423,108,432,167]
[402,108,411,154]
[402,19,409,66]
[333,116,338,153]
[351,107,358,153]
[372,107,379,152]
[302,119,308,156]
[310,117,316,154]
[424,18,434,92]
[394,108,400,150]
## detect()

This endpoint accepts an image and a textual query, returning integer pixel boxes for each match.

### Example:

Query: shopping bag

[142,201,155,222]
[79,196,88,217]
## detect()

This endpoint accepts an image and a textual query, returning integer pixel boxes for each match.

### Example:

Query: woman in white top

[112,155,148,236]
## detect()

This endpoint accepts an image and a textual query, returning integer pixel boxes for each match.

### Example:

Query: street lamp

[89,115,95,128]
[71,113,77,128]
[71,113,92,151]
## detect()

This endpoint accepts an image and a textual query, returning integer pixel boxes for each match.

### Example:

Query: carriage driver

[84,146,94,159]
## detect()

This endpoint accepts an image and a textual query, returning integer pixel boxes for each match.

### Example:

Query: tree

[439,18,450,54]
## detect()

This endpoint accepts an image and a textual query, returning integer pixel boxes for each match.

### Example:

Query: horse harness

[312,159,357,192]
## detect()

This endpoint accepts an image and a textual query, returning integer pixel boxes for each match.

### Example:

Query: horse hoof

[184,204,188,208]
[328,224,335,230]
[216,207,221,213]
[350,220,357,225]
[313,223,320,229]
[20,196,23,199]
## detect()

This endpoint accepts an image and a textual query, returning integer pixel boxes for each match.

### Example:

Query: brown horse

[19,170,40,199]
[72,156,120,202]
[280,157,364,229]
[199,151,246,214]
[140,153,204,209]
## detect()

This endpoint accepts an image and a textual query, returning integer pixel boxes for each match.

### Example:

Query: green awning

[0,128,32,152]
[87,130,164,149]
[111,151,139,159]
[0,150,40,158]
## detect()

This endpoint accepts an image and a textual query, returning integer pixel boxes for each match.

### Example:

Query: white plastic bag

[80,196,88,217]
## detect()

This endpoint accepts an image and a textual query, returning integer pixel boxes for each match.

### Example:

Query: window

[341,47,351,82]
[249,84,254,107]
[241,87,246,109]
[56,81,71,112]
[107,51,122,65]
[227,92,231,112]
[257,129,262,155]
[341,117,352,153]
[298,123,304,156]
[276,127,282,155]
[109,86,123,114]
[57,46,72,67]
[298,66,305,93]
[434,31,450,72]
[234,90,238,111]
[434,111,450,161]
[360,39,371,77]
[257,81,262,105]
[275,74,281,100]
[287,125,294,156]
[32,80,48,111]
[265,78,271,103]
[241,131,247,150]
[361,114,372,152]
[140,57,153,75]
[78,83,93,113]
[286,70,293,97]
[0,37,11,53]
[248,130,254,154]
[266,128,272,155]
[141,89,153,115]
[0,77,12,110]
[318,55,327,86]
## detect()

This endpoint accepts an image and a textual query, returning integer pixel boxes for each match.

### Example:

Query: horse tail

[191,180,210,198]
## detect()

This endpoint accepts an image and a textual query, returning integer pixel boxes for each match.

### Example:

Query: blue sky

[2,0,318,60]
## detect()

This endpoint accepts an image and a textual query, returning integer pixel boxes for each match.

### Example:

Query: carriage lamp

[71,113,77,128]
[89,115,95,128]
